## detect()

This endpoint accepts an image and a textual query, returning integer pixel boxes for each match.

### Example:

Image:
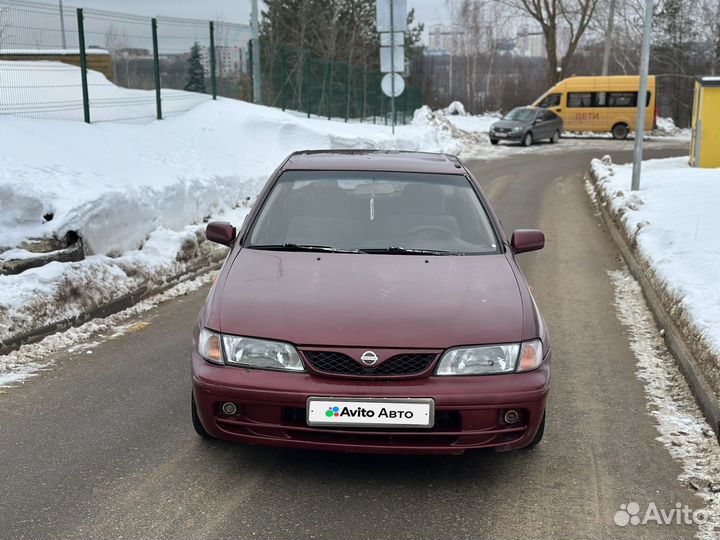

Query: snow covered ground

[589,156,720,367]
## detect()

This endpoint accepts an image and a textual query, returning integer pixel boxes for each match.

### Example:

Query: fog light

[504,409,519,424]
[221,402,238,415]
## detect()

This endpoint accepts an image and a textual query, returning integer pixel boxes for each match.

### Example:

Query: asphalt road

[0,140,699,539]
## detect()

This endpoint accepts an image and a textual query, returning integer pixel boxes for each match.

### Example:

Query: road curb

[0,257,223,356]
[586,165,720,439]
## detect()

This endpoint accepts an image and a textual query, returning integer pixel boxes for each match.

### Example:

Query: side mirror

[206,221,236,246]
[511,229,544,254]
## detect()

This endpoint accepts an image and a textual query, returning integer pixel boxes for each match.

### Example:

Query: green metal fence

[261,42,422,124]
[0,1,421,125]
[0,0,251,122]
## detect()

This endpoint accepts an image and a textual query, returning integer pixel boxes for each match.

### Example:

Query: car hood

[491,119,526,130]
[215,249,526,349]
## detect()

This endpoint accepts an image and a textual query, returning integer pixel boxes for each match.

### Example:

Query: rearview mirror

[206,221,236,246]
[511,229,544,253]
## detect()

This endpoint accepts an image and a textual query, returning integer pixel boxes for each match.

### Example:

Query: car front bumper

[191,350,550,455]
[490,131,524,140]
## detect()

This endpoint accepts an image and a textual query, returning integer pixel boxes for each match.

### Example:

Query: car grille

[303,351,436,377]
[494,127,510,133]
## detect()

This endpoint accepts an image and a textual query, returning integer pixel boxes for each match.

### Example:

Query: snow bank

[0,60,211,122]
[414,102,500,134]
[0,270,218,387]
[0,99,463,257]
[655,116,692,138]
[589,156,720,362]
[442,101,467,116]
[410,104,498,150]
[444,110,500,134]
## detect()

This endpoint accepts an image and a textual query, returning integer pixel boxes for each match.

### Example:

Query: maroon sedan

[191,150,549,455]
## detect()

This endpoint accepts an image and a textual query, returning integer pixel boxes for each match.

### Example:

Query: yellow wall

[691,82,720,168]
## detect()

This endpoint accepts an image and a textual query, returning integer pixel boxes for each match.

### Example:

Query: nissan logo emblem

[360,351,379,366]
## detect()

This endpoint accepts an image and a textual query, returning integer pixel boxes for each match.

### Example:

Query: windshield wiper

[365,246,464,256]
[249,243,362,254]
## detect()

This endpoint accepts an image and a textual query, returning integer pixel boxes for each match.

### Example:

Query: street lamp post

[631,0,654,191]
[250,0,262,104]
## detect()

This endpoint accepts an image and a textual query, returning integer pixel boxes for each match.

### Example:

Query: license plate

[306,397,434,428]
[495,132,507,137]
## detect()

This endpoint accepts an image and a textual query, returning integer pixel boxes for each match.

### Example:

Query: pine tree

[185,42,207,93]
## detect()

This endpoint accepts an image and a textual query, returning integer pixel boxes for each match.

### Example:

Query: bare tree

[104,23,129,83]
[698,0,720,74]
[213,11,230,76]
[506,0,601,84]
[444,1,515,110]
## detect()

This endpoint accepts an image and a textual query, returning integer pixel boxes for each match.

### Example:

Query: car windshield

[503,108,537,122]
[247,171,500,255]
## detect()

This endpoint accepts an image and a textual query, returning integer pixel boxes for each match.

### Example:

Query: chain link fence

[0,1,420,124]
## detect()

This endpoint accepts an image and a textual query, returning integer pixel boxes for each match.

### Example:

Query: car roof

[283,150,465,174]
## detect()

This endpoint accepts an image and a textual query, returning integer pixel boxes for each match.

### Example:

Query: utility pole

[601,0,616,76]
[59,0,67,49]
[631,0,653,191]
[250,0,262,104]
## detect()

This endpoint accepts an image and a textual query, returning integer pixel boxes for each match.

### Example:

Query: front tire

[490,138,499,145]
[524,411,545,449]
[550,130,560,144]
[612,123,629,140]
[192,394,213,439]
[522,132,533,147]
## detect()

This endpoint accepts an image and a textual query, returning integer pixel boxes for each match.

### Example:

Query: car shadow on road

[201,436,540,487]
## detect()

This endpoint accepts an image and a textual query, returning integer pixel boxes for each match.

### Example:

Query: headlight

[222,335,304,371]
[436,340,543,376]
[511,126,522,132]
[197,329,304,371]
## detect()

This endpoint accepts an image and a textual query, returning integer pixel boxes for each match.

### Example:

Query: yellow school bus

[533,75,657,139]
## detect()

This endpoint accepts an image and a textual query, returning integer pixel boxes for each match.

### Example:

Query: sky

[62,0,451,37]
